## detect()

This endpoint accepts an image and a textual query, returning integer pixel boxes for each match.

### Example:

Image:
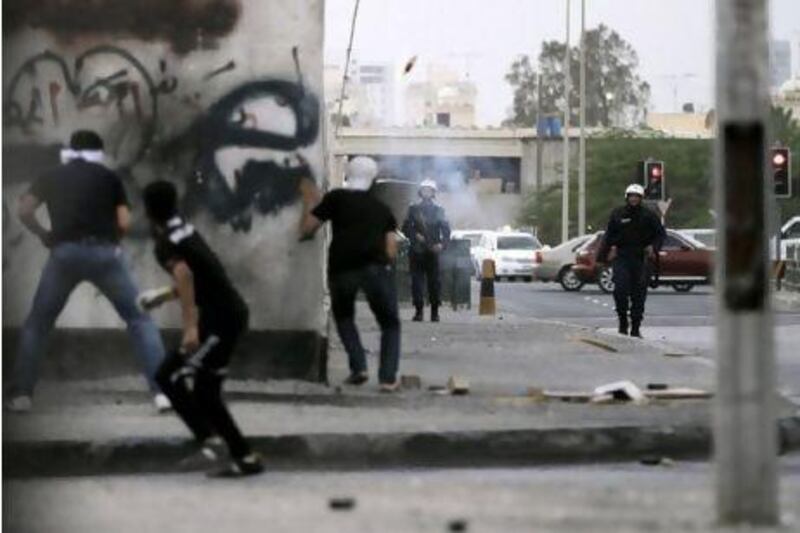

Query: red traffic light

[772,152,787,167]
[649,165,663,178]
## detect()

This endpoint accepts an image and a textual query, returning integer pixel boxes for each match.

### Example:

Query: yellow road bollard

[479,259,496,316]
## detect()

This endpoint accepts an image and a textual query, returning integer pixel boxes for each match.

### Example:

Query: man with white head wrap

[300,156,402,392]
[6,130,168,413]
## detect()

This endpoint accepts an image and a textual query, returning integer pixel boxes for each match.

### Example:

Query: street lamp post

[578,0,587,236]
[714,0,778,525]
[561,0,571,243]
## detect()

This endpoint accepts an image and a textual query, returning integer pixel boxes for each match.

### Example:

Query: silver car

[532,235,593,291]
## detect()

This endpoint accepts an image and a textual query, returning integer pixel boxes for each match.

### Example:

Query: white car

[473,231,543,282]
[451,230,492,275]
[532,235,593,291]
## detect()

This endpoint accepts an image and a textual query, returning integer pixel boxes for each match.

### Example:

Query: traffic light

[771,147,791,198]
[643,160,665,201]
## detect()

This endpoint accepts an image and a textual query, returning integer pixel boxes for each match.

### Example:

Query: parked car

[473,231,543,282]
[451,229,492,276]
[678,228,716,249]
[532,235,593,291]
[571,230,713,293]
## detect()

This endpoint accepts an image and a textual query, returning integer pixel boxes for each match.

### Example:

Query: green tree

[504,24,650,128]
[518,138,714,245]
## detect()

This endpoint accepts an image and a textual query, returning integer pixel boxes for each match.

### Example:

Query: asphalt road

[493,281,800,328]
[490,280,800,399]
[6,457,800,533]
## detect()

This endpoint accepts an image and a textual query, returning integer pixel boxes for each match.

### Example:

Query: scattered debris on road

[594,381,648,404]
[543,384,712,404]
[329,497,356,511]
[639,456,676,467]
[447,376,470,395]
[401,375,422,390]
[574,337,619,353]
[448,518,469,532]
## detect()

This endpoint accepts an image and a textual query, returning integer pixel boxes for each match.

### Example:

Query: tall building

[324,59,395,127]
[404,64,477,128]
[792,32,800,79]
[770,40,792,91]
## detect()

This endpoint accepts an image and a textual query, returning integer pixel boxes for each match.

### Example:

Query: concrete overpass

[330,127,579,195]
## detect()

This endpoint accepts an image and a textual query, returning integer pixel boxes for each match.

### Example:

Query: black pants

[612,256,649,324]
[410,251,441,309]
[329,264,401,384]
[155,310,250,459]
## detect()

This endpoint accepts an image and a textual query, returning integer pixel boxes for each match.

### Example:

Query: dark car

[571,230,714,293]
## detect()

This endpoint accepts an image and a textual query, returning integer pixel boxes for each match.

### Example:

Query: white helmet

[625,183,645,197]
[419,179,438,192]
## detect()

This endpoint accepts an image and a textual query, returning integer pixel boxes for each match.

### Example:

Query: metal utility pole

[334,0,361,138]
[561,0,571,243]
[714,0,778,525]
[535,73,544,192]
[578,0,587,236]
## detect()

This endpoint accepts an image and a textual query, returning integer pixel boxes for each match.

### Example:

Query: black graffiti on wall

[177,79,320,232]
[4,45,321,234]
[3,45,178,174]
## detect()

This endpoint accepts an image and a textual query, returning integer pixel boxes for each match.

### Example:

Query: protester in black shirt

[402,179,451,322]
[597,184,666,338]
[6,130,167,413]
[141,180,263,477]
[300,157,401,392]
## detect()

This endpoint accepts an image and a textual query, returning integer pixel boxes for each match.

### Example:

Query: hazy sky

[325,0,800,126]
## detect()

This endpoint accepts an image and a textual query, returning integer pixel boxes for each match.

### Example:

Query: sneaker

[208,452,265,478]
[630,328,642,338]
[379,381,400,393]
[201,436,226,461]
[343,372,368,386]
[153,393,172,413]
[6,395,32,413]
[412,308,424,322]
[431,309,440,322]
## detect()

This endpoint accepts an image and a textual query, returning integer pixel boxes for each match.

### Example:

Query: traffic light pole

[714,0,778,525]
[775,202,782,289]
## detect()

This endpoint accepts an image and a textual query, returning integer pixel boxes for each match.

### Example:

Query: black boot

[617,315,629,336]
[431,305,440,322]
[630,320,642,338]
[412,307,424,322]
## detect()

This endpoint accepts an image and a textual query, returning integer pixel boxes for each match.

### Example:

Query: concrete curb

[6,417,800,478]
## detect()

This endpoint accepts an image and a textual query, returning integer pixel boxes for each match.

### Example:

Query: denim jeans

[11,242,166,396]
[329,263,401,384]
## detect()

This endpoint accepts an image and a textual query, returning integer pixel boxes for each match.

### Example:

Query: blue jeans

[329,263,401,384]
[11,242,166,396]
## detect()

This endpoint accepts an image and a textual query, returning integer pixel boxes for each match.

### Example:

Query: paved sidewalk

[4,306,800,476]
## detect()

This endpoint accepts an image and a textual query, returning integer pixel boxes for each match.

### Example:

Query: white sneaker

[7,396,32,413]
[153,393,172,413]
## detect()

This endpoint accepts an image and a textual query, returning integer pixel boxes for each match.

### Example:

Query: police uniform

[598,202,665,336]
[401,199,451,320]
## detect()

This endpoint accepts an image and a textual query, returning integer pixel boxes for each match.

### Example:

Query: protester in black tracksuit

[597,184,665,338]
[141,181,263,477]
[401,179,451,322]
